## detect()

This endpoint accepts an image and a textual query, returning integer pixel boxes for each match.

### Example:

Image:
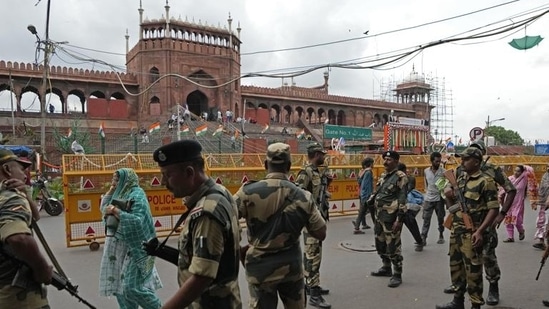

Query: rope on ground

[339,240,378,252]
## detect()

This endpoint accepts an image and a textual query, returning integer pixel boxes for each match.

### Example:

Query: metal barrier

[62,153,549,249]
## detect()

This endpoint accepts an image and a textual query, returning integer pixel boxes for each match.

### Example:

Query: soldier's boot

[435,296,465,309]
[319,286,329,295]
[387,274,402,288]
[443,284,458,294]
[309,286,331,309]
[370,266,392,277]
[485,281,499,305]
[305,285,330,295]
[471,304,481,309]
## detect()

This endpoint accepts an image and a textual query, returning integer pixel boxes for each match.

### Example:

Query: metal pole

[486,115,490,128]
[228,14,233,120]
[177,105,181,141]
[40,0,52,155]
[9,69,15,136]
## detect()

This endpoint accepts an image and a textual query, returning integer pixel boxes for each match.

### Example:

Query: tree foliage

[52,120,94,154]
[484,125,524,145]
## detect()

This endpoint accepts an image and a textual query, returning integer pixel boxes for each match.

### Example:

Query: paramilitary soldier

[295,143,331,309]
[436,147,499,309]
[0,148,53,309]
[150,140,242,309]
[235,143,327,309]
[369,151,408,288]
[442,141,516,306]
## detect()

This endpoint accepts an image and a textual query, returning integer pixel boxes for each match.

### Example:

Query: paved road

[36,205,546,309]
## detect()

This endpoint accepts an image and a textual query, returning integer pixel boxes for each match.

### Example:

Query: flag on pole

[296,129,305,139]
[98,122,105,138]
[180,125,190,134]
[66,128,72,139]
[148,122,161,133]
[213,125,224,137]
[261,123,270,134]
[195,124,208,136]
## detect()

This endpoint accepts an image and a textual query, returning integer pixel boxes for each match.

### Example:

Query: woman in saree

[99,168,162,309]
[501,165,528,243]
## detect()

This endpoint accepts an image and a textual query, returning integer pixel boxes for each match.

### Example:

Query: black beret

[153,140,203,167]
[382,150,400,161]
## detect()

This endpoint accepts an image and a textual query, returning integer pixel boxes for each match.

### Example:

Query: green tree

[52,120,94,154]
[484,125,524,145]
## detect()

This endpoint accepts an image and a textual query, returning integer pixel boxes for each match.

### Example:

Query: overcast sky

[1,0,548,143]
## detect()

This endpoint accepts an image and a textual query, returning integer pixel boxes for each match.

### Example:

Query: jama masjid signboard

[323,124,372,140]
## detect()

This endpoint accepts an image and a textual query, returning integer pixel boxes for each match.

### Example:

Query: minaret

[227,13,233,48]
[138,0,144,40]
[165,0,171,38]
[237,21,241,40]
[323,71,329,92]
[125,29,130,54]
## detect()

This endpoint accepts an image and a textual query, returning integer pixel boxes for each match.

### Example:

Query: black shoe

[371,267,392,277]
[309,286,331,309]
[443,284,458,294]
[319,286,329,295]
[486,282,499,305]
[534,242,547,250]
[387,275,402,288]
[435,297,465,309]
[543,299,549,307]
[305,285,329,295]
[362,225,371,229]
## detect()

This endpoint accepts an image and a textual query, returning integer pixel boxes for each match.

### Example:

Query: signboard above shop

[323,124,372,140]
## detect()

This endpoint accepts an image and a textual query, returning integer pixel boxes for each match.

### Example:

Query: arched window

[149,67,160,84]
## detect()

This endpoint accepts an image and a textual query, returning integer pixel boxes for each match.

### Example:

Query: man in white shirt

[419,151,446,250]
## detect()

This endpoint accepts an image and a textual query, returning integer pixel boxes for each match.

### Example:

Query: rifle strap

[158,187,224,249]
[159,208,190,248]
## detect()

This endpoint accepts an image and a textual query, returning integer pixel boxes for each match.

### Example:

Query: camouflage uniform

[0,185,49,309]
[295,163,329,289]
[455,162,515,284]
[372,169,408,276]
[447,168,499,306]
[234,172,326,309]
[177,178,242,309]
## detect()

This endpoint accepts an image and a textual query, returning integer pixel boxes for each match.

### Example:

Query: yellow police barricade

[62,152,549,250]
[62,153,186,250]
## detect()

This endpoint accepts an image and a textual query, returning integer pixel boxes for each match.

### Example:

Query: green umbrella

[509,35,544,50]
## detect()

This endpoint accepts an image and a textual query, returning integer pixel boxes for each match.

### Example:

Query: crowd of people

[1,139,549,308]
[349,141,549,309]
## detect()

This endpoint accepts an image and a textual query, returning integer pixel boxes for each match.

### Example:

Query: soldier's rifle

[536,241,549,280]
[31,220,96,308]
[0,222,96,308]
[443,169,475,232]
[318,164,331,221]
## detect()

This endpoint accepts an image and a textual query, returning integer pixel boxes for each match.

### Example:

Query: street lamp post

[28,24,51,151]
[485,115,505,128]
[28,0,52,155]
